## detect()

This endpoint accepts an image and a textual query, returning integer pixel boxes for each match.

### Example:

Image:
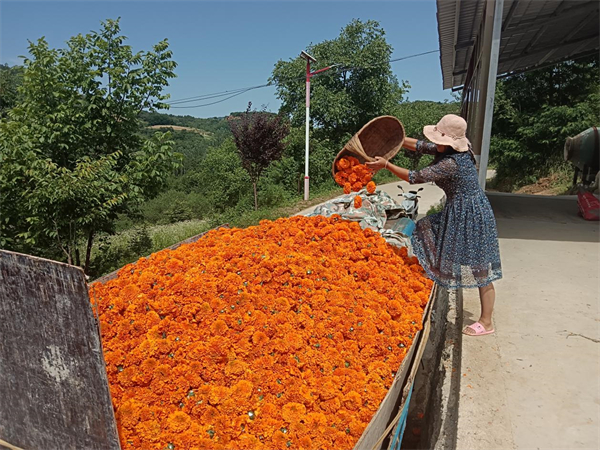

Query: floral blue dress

[408,141,502,289]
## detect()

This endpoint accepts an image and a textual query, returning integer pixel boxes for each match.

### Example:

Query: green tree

[0,19,180,272]
[271,19,409,142]
[229,103,290,210]
[490,55,599,187]
[393,100,460,169]
[0,64,24,118]
[194,139,253,213]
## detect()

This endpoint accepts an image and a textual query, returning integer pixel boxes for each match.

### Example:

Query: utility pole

[300,51,337,201]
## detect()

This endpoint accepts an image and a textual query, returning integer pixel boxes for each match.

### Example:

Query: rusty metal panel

[0,251,120,450]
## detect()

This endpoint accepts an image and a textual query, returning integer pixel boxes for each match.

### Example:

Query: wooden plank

[0,251,120,450]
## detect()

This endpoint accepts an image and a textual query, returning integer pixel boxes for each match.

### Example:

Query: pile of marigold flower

[91,215,432,450]
[334,156,377,194]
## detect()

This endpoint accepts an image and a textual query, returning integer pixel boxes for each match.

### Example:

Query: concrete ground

[457,193,600,450]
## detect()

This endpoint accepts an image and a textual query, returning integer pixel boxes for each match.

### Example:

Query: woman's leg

[464,282,495,335]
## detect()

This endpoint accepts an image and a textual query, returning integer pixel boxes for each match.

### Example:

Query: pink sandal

[463,321,495,336]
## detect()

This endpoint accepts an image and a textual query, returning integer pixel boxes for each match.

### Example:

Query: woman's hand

[366,156,388,172]
[367,157,410,182]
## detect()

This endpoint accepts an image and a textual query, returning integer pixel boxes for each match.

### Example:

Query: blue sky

[0,0,453,118]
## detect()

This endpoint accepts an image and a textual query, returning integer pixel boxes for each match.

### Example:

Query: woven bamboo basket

[332,115,405,177]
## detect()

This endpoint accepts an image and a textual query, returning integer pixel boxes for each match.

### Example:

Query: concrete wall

[402,288,463,450]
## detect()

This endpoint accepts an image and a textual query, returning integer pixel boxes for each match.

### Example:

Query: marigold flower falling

[366,181,376,195]
[91,216,433,450]
[335,157,375,192]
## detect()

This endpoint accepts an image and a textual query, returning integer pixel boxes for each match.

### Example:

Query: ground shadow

[488,193,599,243]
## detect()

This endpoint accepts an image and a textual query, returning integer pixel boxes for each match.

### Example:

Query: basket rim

[332,116,405,178]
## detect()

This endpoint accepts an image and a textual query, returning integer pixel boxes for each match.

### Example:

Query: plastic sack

[577,190,600,221]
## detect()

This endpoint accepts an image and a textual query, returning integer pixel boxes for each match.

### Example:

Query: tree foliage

[0,64,24,118]
[490,55,599,187]
[0,19,180,271]
[393,100,460,169]
[271,19,408,142]
[229,103,290,210]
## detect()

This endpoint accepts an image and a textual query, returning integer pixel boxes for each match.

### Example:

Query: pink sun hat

[423,114,471,152]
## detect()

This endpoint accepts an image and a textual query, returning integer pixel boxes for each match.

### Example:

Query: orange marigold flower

[334,172,347,186]
[282,402,307,423]
[165,258,184,273]
[343,183,352,194]
[208,385,230,405]
[271,430,288,448]
[252,330,269,346]
[343,390,362,410]
[305,411,328,430]
[167,411,192,432]
[116,400,140,430]
[232,379,253,400]
[367,181,376,194]
[210,319,228,336]
[337,158,350,170]
[348,156,360,167]
[299,436,314,449]
[225,358,248,377]
[354,196,363,209]
[135,419,161,443]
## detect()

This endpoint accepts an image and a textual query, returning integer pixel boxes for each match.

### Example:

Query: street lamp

[300,50,337,201]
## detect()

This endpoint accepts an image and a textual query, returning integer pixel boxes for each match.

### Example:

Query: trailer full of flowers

[91,215,433,450]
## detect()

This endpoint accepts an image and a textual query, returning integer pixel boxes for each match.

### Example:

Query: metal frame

[439,0,599,90]
[478,0,504,189]
[457,0,504,188]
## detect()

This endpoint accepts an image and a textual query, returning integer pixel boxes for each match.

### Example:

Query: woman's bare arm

[365,157,410,182]
[402,137,418,151]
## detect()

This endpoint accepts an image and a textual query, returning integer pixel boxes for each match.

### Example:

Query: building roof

[437,0,600,90]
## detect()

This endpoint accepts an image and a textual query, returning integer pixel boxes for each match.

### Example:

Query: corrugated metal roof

[437,0,600,89]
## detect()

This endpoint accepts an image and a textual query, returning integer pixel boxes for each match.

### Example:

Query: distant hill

[140,111,233,137]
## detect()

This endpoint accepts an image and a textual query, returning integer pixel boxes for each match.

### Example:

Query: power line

[169,84,272,108]
[166,49,439,109]
[168,83,271,105]
[390,49,439,63]
[333,49,440,73]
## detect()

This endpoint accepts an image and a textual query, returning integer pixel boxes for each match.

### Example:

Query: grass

[210,182,343,230]
[426,199,445,216]
[147,125,211,136]
[149,220,211,250]
[488,161,574,195]
[97,219,209,255]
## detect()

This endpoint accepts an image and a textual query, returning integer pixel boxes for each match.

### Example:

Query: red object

[577,191,600,221]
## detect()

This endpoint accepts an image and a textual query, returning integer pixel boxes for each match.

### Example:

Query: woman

[366,114,502,336]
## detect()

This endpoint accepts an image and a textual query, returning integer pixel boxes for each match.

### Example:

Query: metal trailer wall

[0,250,121,450]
